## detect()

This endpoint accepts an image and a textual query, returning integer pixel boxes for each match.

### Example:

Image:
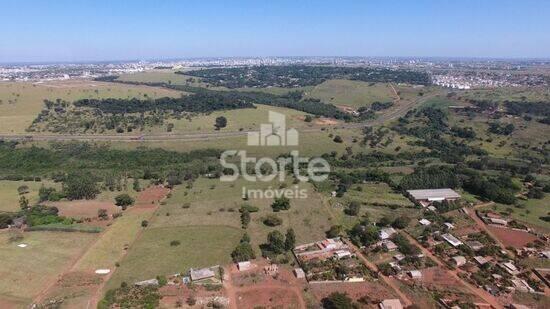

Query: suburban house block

[406,188,461,207]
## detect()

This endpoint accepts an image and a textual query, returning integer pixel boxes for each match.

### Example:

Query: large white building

[406,188,461,207]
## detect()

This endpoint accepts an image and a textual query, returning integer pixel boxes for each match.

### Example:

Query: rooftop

[407,188,461,201]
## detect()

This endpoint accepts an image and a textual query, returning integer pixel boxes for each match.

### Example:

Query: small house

[441,233,463,247]
[379,227,397,240]
[379,298,403,309]
[293,268,306,279]
[382,240,398,251]
[452,256,466,267]
[408,270,422,279]
[465,240,484,251]
[419,219,431,226]
[237,261,252,271]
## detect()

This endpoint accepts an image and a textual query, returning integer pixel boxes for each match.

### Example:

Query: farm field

[106,225,242,290]
[0,180,61,213]
[0,81,181,134]
[0,231,97,307]
[305,79,396,108]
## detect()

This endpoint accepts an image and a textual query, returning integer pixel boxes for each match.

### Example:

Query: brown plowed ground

[486,225,538,249]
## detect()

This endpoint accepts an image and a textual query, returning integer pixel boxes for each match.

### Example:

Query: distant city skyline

[1,0,549,62]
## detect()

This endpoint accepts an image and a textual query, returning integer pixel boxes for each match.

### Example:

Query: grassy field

[305,80,396,108]
[150,178,335,250]
[74,210,152,271]
[460,86,550,102]
[482,195,550,232]
[0,81,181,134]
[0,180,61,213]
[105,225,242,289]
[154,103,333,134]
[0,231,97,307]
[328,182,419,229]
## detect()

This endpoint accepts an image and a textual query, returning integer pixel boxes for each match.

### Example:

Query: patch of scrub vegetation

[0,81,179,134]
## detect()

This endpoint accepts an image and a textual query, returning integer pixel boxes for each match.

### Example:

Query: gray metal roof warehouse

[406,188,461,201]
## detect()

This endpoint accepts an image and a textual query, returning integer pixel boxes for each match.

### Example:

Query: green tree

[132,178,141,192]
[285,228,296,250]
[231,234,255,262]
[271,196,290,212]
[267,230,285,254]
[322,292,355,309]
[19,195,29,210]
[240,210,251,229]
[344,201,360,216]
[214,116,227,130]
[115,194,135,209]
[64,172,99,200]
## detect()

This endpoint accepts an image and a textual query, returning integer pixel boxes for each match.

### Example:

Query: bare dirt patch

[236,286,302,309]
[309,281,394,305]
[135,185,170,206]
[48,200,120,219]
[486,226,538,248]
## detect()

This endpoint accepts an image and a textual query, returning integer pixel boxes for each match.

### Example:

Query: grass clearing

[74,210,152,271]
[482,196,550,232]
[0,180,61,213]
[106,225,242,289]
[150,177,334,251]
[305,80,395,108]
[0,231,97,307]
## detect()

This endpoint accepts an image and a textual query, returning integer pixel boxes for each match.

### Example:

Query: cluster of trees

[488,122,515,135]
[370,101,394,111]
[504,101,550,117]
[231,233,255,262]
[73,92,255,114]
[463,175,518,204]
[0,141,221,180]
[399,166,459,190]
[180,65,431,88]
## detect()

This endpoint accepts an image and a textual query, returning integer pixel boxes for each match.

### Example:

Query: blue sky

[1,0,549,62]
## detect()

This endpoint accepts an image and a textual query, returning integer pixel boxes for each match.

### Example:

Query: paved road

[0,92,435,143]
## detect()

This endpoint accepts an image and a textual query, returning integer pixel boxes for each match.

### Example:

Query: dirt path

[402,232,503,309]
[389,83,401,101]
[463,206,514,257]
[342,238,413,307]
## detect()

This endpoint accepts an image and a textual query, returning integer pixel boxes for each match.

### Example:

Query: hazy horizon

[1,0,549,62]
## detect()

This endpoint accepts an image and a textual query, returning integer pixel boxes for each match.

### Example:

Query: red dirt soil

[486,226,538,249]
[309,281,395,304]
[236,286,302,309]
[135,186,170,206]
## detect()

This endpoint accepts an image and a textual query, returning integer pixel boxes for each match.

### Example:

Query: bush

[115,194,135,208]
[271,197,290,212]
[170,240,181,246]
[263,214,282,226]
